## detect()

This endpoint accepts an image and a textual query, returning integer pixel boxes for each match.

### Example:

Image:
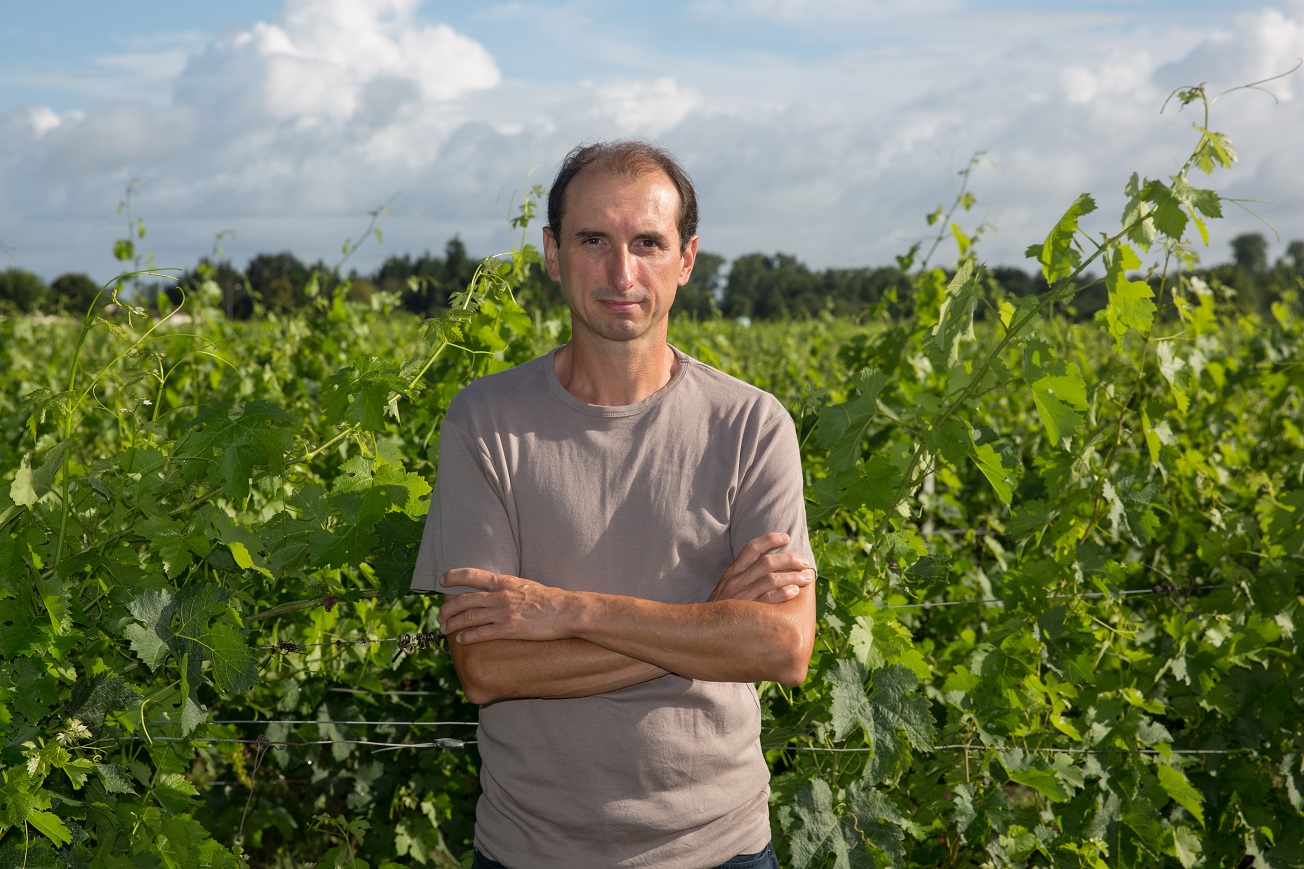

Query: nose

[607,246,635,291]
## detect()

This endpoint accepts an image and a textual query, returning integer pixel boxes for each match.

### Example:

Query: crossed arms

[438,532,817,704]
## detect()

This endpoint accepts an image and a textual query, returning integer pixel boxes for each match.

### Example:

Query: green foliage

[0,268,48,313]
[1,82,1302,869]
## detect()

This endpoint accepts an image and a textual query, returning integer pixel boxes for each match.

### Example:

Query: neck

[554,336,677,406]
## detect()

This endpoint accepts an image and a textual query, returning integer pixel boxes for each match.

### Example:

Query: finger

[438,591,500,630]
[721,532,791,580]
[718,566,815,603]
[441,568,498,590]
[718,552,812,597]
[758,584,804,605]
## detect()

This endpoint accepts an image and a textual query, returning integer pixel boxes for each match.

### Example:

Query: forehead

[562,167,681,231]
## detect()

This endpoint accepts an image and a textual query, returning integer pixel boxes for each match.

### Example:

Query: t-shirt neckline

[544,344,691,418]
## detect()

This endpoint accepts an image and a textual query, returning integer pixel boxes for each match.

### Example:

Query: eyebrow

[574,228,670,247]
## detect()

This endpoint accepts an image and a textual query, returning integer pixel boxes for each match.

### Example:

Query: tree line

[2,232,1301,321]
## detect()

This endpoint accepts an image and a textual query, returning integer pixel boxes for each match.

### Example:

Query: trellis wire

[252,584,1236,656]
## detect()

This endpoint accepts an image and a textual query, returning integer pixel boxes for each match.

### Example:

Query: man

[412,141,816,869]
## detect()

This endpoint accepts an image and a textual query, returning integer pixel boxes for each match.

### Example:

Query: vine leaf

[829,658,873,743]
[845,780,907,866]
[829,660,935,782]
[121,584,257,692]
[0,598,48,658]
[177,400,298,502]
[1157,764,1205,827]
[9,441,73,507]
[1101,244,1156,344]
[64,673,140,732]
[781,779,871,869]
[1029,194,1096,283]
[929,261,982,368]
[815,368,889,474]
[321,357,407,432]
[123,590,172,669]
[1028,363,1089,447]
[970,441,1019,505]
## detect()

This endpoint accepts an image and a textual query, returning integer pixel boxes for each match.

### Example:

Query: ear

[543,226,562,281]
[677,235,699,286]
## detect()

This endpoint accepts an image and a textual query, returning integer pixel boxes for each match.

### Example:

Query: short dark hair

[546,141,699,250]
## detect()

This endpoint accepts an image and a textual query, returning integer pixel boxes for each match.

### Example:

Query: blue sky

[2,0,1301,283]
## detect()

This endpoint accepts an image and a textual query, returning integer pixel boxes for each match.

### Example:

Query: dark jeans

[472,841,779,869]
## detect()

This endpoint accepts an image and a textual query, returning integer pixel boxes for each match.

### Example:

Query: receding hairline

[546,140,699,249]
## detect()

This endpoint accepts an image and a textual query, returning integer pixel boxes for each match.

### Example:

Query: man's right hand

[709,532,814,605]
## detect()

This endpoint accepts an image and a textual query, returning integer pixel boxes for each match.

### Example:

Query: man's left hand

[439,569,575,644]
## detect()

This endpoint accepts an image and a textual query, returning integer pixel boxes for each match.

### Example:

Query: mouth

[597,298,643,313]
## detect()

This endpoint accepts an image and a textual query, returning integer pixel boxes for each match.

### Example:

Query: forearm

[568,590,814,686]
[449,635,666,704]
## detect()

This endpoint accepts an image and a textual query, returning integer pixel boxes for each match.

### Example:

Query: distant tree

[382,237,486,317]
[821,266,908,317]
[50,272,104,315]
[345,278,377,304]
[674,250,725,319]
[246,252,310,312]
[722,253,820,319]
[1230,232,1269,272]
[1283,239,1304,272]
[0,267,49,313]
[988,266,1042,299]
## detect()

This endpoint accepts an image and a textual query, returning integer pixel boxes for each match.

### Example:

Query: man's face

[543,167,698,348]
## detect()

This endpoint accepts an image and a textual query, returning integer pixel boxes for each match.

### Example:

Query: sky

[1,0,1302,285]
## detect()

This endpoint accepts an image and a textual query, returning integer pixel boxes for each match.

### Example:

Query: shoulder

[673,350,790,428]
[445,351,555,425]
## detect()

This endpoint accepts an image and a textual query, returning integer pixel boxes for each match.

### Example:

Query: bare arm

[440,533,816,703]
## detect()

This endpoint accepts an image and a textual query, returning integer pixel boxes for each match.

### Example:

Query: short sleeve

[410,415,521,594]
[728,401,815,570]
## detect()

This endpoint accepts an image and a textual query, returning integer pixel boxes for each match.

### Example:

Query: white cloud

[592,78,704,134]
[1,0,1301,285]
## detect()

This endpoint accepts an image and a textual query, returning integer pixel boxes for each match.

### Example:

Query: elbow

[769,618,815,687]
[450,641,507,705]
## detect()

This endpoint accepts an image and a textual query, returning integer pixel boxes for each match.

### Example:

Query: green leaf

[828,658,873,743]
[845,779,906,865]
[207,621,259,692]
[64,673,140,732]
[868,664,935,752]
[321,357,407,432]
[929,261,982,367]
[123,589,172,669]
[25,810,72,846]
[9,441,73,507]
[227,541,253,570]
[1033,194,1095,283]
[1140,178,1191,241]
[1172,824,1201,868]
[1100,243,1155,343]
[838,455,907,515]
[121,584,257,692]
[781,779,870,869]
[1029,363,1088,447]
[1121,172,1157,250]
[0,597,48,658]
[970,442,1017,505]
[153,773,200,814]
[95,763,137,795]
[1157,764,1205,826]
[177,400,298,502]
[1006,766,1070,802]
[816,368,890,475]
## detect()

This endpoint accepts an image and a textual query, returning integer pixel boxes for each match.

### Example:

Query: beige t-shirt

[412,346,813,869]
